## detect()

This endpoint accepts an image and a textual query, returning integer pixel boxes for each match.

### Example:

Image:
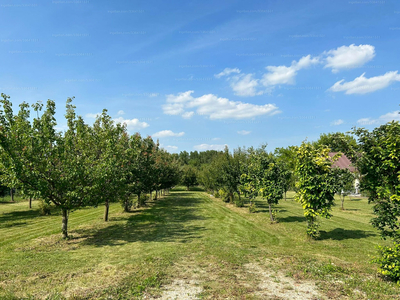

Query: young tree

[0,94,100,239]
[242,146,284,222]
[180,165,197,190]
[91,111,128,221]
[126,135,157,208]
[275,146,298,196]
[295,142,340,239]
[353,121,400,281]
[353,122,400,241]
[313,132,357,160]
[333,168,354,210]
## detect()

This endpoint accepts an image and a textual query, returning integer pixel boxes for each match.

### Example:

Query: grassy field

[0,188,399,299]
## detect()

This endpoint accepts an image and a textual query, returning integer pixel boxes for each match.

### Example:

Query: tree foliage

[241,145,285,221]
[353,122,400,242]
[295,142,340,238]
[0,94,180,238]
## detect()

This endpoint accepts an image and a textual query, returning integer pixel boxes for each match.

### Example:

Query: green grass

[0,189,399,299]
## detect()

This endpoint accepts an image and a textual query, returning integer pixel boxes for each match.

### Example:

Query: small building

[329,152,360,194]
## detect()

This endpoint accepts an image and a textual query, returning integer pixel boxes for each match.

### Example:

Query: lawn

[0,189,399,299]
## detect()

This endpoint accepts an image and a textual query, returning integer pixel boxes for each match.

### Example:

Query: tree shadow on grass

[278,215,306,223]
[319,228,376,241]
[78,193,208,247]
[0,221,27,229]
[0,209,42,223]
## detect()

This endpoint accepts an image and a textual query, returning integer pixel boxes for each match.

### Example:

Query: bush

[373,242,400,283]
[234,196,244,207]
[38,200,52,215]
[121,197,134,211]
[249,203,257,213]
[214,191,220,198]
[137,193,148,207]
[271,209,278,223]
[218,189,230,202]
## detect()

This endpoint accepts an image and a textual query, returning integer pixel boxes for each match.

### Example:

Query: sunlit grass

[0,189,398,299]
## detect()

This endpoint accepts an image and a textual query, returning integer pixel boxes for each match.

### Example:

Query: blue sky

[1,0,400,153]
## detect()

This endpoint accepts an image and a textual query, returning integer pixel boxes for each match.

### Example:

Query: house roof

[328,152,356,172]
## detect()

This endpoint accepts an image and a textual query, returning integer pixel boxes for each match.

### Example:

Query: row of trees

[189,122,400,281]
[0,94,181,238]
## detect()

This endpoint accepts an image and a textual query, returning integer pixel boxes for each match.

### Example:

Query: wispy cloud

[152,130,185,138]
[331,119,344,126]
[85,112,101,118]
[261,55,320,86]
[357,110,400,125]
[193,144,227,151]
[163,91,279,119]
[329,71,400,94]
[237,130,251,135]
[113,117,149,130]
[214,67,241,78]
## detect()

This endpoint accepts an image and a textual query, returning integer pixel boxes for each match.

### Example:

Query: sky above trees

[1,0,400,152]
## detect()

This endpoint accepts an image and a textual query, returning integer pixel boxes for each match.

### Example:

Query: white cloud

[212,137,220,141]
[86,112,101,118]
[357,110,400,125]
[113,117,149,130]
[324,44,375,73]
[152,130,185,138]
[117,110,125,115]
[261,55,319,86]
[214,67,241,78]
[193,144,227,151]
[380,111,400,122]
[162,145,178,152]
[237,130,251,135]
[182,111,194,119]
[331,119,344,126]
[357,118,378,126]
[230,73,263,96]
[329,71,400,94]
[163,91,279,119]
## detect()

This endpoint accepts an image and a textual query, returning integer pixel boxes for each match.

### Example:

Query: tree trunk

[341,195,344,210]
[284,191,287,201]
[62,208,69,239]
[104,200,109,221]
[155,190,158,200]
[124,195,130,212]
[10,188,14,202]
[29,196,32,209]
[137,192,141,208]
[268,203,274,222]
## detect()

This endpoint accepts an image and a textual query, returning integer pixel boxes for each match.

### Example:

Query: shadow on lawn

[78,192,207,247]
[0,209,42,224]
[319,228,376,240]
[278,215,306,223]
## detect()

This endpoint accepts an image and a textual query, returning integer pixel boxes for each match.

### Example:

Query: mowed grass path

[0,189,399,299]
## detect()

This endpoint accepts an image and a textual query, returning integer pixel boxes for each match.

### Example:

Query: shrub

[214,191,220,198]
[373,242,400,283]
[234,196,244,207]
[249,203,257,213]
[271,209,278,223]
[218,189,230,202]
[38,200,52,215]
[137,193,148,207]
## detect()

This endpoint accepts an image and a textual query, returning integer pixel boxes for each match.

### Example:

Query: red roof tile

[328,152,356,172]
